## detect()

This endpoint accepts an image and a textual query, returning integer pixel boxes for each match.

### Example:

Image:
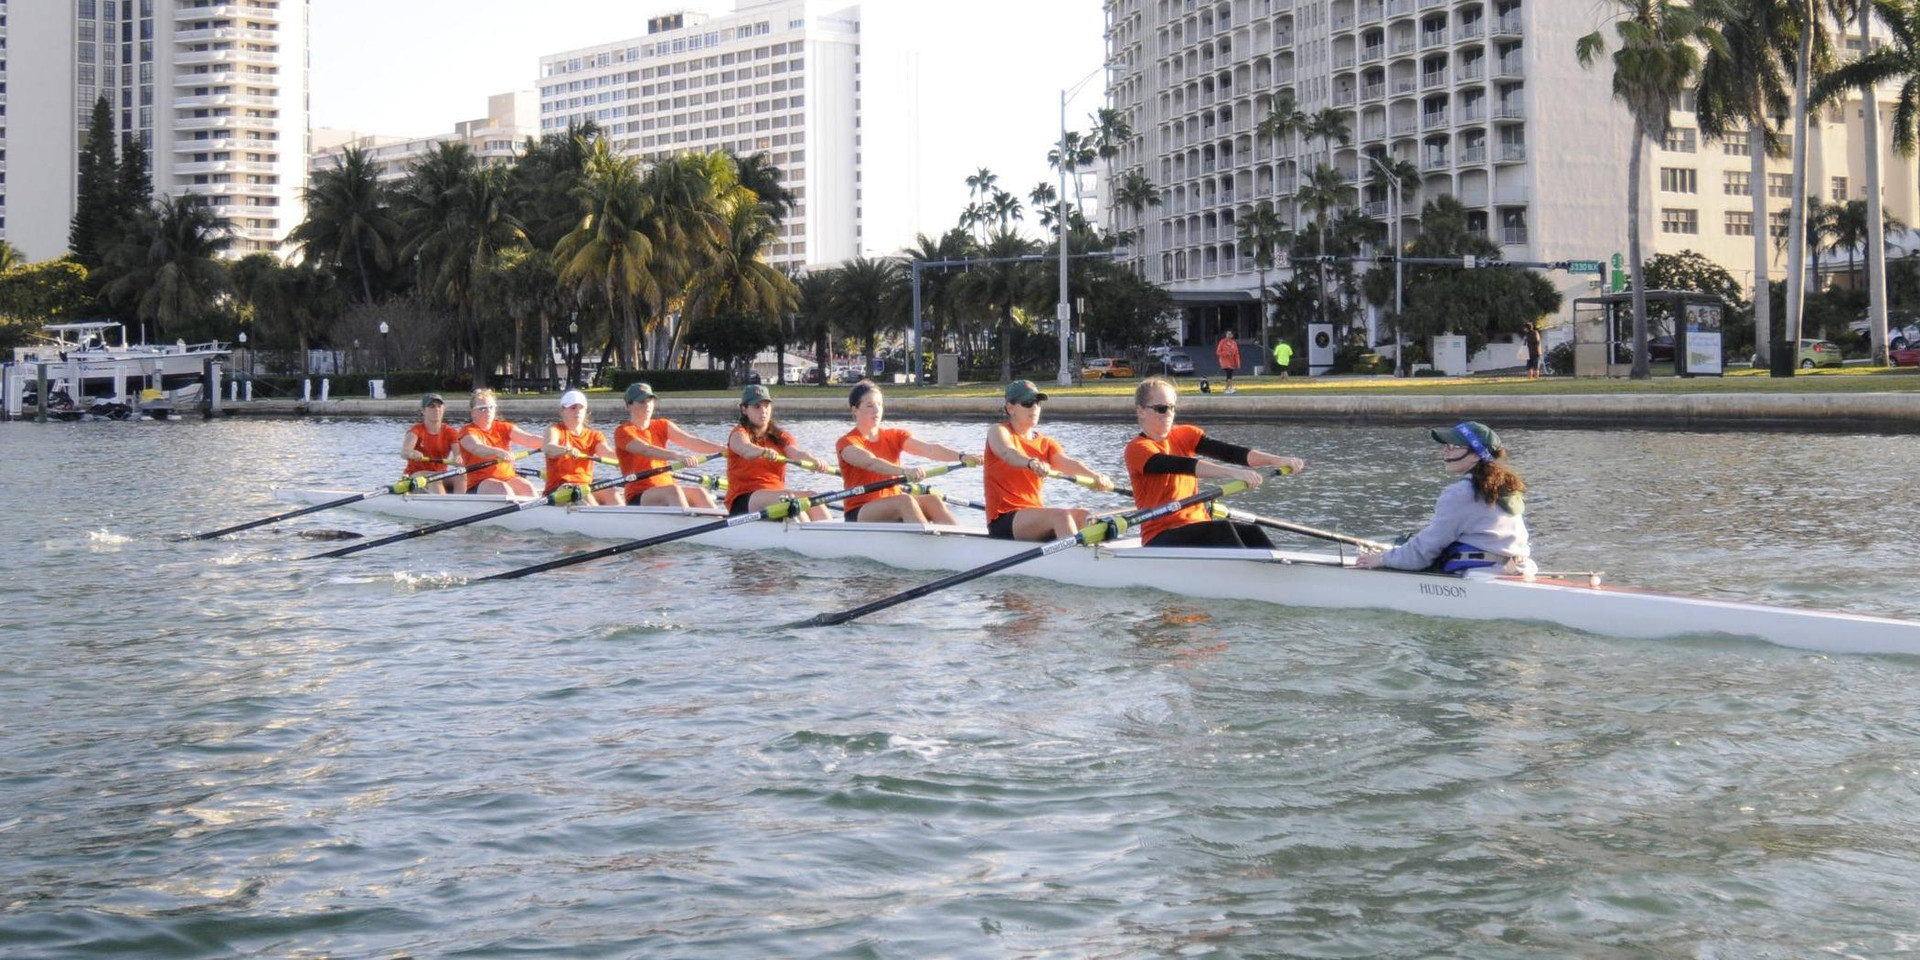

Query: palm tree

[1047,131,1099,215]
[829,256,907,377]
[554,139,655,371]
[1781,0,1852,352]
[509,122,599,382]
[1578,1,1723,378]
[1696,0,1794,367]
[407,163,528,386]
[640,151,734,365]
[99,193,231,342]
[1112,170,1162,252]
[791,268,837,384]
[1295,163,1356,329]
[289,146,399,304]
[1235,201,1290,365]
[989,188,1024,230]
[733,151,797,223]
[1776,195,1844,295]
[1303,107,1353,165]
[1257,92,1309,216]
[1822,198,1905,291]
[965,167,999,205]
[1823,0,1920,362]
[960,230,1042,382]
[1029,182,1064,233]
[905,228,978,360]
[684,200,799,381]
[1089,107,1135,204]
[0,240,23,272]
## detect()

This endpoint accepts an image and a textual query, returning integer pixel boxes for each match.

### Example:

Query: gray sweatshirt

[1376,478,1530,571]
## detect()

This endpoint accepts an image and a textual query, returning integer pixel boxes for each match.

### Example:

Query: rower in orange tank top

[614,381,726,508]
[723,384,832,520]
[982,380,1114,540]
[835,380,977,525]
[542,389,620,503]
[400,392,465,494]
[458,388,544,497]
[1124,377,1305,547]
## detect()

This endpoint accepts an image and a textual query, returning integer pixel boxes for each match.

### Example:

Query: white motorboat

[270,487,1920,657]
[9,321,227,417]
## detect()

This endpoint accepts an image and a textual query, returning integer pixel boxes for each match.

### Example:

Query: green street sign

[1610,268,1628,292]
[1610,252,1624,269]
[1566,259,1603,275]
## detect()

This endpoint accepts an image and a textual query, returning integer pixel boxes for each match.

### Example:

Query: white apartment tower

[0,0,309,261]
[1103,0,1920,340]
[537,0,860,269]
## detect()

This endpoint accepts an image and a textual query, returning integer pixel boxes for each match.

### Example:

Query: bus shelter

[1571,290,1727,377]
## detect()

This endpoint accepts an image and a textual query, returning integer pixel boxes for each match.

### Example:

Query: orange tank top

[836,427,911,514]
[405,422,459,476]
[460,421,521,485]
[615,418,678,500]
[983,427,1061,522]
[542,425,606,495]
[725,425,788,506]
[1124,423,1210,545]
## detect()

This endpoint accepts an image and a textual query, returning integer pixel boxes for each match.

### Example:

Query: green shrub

[603,369,730,392]
[1544,341,1575,376]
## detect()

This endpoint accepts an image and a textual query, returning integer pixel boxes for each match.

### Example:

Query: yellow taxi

[1081,357,1136,379]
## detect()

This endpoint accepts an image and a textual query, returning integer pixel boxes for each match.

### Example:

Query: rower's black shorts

[986,512,1017,540]
[727,491,753,516]
[1145,519,1273,549]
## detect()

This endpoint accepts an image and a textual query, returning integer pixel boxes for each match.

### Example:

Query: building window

[1769,210,1790,236]
[1660,208,1698,234]
[1723,131,1749,156]
[1724,171,1750,196]
[1660,167,1697,193]
[1832,176,1848,202]
[1766,173,1792,198]
[1726,211,1753,236]
[1662,127,1696,152]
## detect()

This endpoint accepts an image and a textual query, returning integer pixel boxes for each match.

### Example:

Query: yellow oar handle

[792,457,841,476]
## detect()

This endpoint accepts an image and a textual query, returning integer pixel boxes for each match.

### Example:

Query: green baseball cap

[740,384,772,404]
[1430,421,1503,459]
[624,382,656,403]
[1004,380,1048,404]
[420,393,444,408]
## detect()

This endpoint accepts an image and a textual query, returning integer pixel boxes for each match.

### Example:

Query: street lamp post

[568,314,580,388]
[1366,154,1405,377]
[1054,61,1121,387]
[378,321,390,386]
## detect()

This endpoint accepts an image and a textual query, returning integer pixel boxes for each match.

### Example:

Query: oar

[178,453,527,541]
[800,471,1269,628]
[478,460,969,582]
[306,455,717,560]
[1044,469,1381,552]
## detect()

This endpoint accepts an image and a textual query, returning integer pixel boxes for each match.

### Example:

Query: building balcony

[175,159,279,176]
[1494,99,1525,120]
[1421,69,1447,90]
[1497,143,1527,163]
[1390,38,1416,57]
[175,93,278,109]
[1494,186,1531,205]
[1457,61,1485,82]
[1334,52,1357,68]
[1387,0,1414,16]
[1421,111,1448,131]
[1273,67,1295,84]
[1459,144,1486,163]
[1364,199,1389,217]
[1495,58,1524,79]
[1359,2,1384,23]
[1361,121,1387,139]
[1361,44,1384,63]
[1422,150,1449,171]
[1362,82,1386,102]
[1502,226,1529,245]
[1455,23,1485,42]
[174,26,280,44]
[1493,14,1523,38]
[1391,77,1420,96]
[1390,116,1418,135]
[1332,13,1355,30]
[1333,87,1358,106]
[1419,0,1447,9]
[175,48,276,67]
[1457,103,1486,124]
[1420,30,1448,50]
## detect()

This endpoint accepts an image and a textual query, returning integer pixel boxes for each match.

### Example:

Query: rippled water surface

[4,413,1919,957]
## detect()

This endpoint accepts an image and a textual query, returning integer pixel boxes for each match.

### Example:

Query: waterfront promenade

[214,373,1920,432]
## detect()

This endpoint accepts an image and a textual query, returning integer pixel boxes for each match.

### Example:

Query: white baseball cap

[559,389,588,408]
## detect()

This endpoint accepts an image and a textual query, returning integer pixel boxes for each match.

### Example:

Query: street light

[1366,154,1406,377]
[378,321,390,386]
[568,314,580,388]
[237,330,248,387]
[1057,59,1122,387]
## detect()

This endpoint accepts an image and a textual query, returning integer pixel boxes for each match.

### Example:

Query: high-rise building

[312,91,538,184]
[1102,0,1919,352]
[0,0,309,261]
[537,0,860,269]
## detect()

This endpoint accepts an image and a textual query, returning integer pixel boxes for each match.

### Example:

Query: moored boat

[270,486,1920,657]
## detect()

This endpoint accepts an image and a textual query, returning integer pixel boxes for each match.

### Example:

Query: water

[4,414,1919,957]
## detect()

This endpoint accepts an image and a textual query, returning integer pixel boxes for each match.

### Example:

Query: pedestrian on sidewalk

[1216,329,1241,394]
[1272,340,1293,379]
[1523,321,1543,379]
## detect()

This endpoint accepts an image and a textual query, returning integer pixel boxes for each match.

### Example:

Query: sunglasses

[1143,403,1177,415]
[472,405,497,411]
[1014,399,1042,408]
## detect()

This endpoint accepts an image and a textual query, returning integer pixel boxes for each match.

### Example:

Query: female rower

[1355,421,1533,575]
[984,379,1115,540]
[725,384,831,521]
[542,389,621,505]
[836,380,977,525]
[458,387,543,497]
[1124,376,1305,548]
[400,392,464,494]
[614,381,725,509]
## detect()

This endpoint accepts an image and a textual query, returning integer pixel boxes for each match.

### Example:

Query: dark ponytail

[1470,451,1525,512]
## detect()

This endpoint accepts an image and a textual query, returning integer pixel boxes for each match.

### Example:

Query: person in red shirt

[983,379,1114,540]
[1215,328,1242,394]
[400,393,465,494]
[542,389,620,504]
[1124,377,1305,547]
[725,384,831,520]
[458,388,544,496]
[614,381,725,509]
[836,380,976,524]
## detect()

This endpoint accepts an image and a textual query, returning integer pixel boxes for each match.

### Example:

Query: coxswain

[836,380,977,525]
[542,389,621,505]
[458,388,543,496]
[983,380,1114,540]
[1355,421,1534,575]
[614,381,726,509]
[1124,377,1305,547]
[725,384,831,521]
[400,392,464,493]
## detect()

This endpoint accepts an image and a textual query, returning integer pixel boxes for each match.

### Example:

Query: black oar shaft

[181,458,502,541]
[1226,509,1387,552]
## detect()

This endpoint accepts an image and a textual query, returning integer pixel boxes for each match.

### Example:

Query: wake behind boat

[271,487,1920,657]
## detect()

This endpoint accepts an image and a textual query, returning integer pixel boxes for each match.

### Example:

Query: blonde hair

[1133,377,1177,407]
[469,388,498,408]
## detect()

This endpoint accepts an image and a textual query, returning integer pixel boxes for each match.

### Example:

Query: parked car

[1848,317,1920,349]
[1163,351,1195,375]
[1798,338,1844,369]
[1082,357,1136,379]
[1891,344,1920,367]
[801,367,825,384]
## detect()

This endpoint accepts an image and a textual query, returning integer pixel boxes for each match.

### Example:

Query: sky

[308,0,1109,253]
